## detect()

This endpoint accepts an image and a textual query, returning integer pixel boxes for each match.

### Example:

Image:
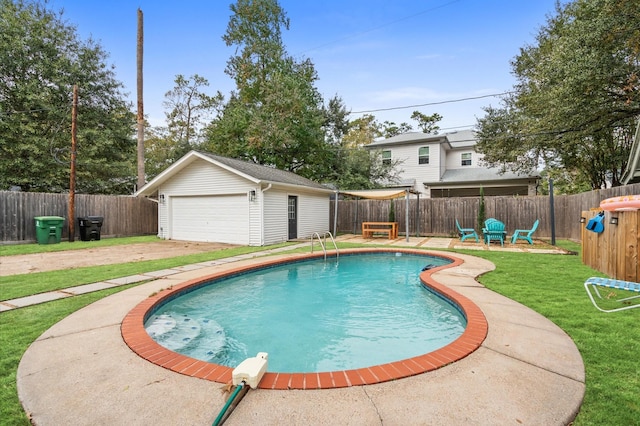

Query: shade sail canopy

[334,188,411,242]
[340,189,407,200]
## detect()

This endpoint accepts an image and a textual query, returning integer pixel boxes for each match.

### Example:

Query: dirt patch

[0,240,236,277]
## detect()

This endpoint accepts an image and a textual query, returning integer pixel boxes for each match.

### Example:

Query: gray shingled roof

[426,167,539,184]
[365,129,476,148]
[197,152,331,190]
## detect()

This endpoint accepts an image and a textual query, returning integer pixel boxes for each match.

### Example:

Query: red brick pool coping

[121,248,488,390]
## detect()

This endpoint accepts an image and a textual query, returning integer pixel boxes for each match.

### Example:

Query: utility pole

[136,8,145,191]
[68,84,78,243]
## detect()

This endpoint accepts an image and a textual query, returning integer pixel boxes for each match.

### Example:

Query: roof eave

[135,151,262,197]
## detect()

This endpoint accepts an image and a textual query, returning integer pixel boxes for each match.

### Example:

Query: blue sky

[48,0,562,131]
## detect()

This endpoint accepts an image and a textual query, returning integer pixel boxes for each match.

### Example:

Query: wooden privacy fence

[0,191,158,243]
[582,209,640,282]
[330,182,640,241]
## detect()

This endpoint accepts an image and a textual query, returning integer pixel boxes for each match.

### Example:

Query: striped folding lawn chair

[584,277,640,313]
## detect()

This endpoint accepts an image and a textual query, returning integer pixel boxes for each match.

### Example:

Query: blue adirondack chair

[511,220,539,245]
[482,218,506,246]
[455,219,479,242]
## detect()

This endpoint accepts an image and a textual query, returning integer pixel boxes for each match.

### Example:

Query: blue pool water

[145,252,466,373]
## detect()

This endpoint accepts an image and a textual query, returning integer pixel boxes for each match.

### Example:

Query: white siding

[263,189,288,245]
[158,198,169,239]
[248,187,262,246]
[445,148,484,170]
[439,144,447,178]
[297,192,330,239]
[388,143,442,187]
[161,159,251,194]
[156,159,256,242]
[152,157,330,246]
[261,188,330,244]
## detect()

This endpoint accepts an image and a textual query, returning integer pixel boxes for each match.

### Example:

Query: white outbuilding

[135,151,333,246]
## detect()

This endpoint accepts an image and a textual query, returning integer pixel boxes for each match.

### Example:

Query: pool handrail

[310,231,339,260]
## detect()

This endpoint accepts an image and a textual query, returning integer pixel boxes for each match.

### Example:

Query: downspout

[260,184,272,246]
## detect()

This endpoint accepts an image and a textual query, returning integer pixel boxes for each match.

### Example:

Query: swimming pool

[144,252,464,372]
[122,248,488,389]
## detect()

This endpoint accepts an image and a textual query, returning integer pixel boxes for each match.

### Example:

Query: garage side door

[170,195,249,244]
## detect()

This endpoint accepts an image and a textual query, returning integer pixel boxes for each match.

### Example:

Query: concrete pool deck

[16,241,584,425]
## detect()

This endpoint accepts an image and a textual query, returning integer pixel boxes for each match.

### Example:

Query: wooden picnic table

[362,222,398,239]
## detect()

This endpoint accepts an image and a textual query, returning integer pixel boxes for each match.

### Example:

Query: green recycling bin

[34,216,65,244]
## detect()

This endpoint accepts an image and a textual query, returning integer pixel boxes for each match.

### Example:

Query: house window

[461,152,472,166]
[382,150,391,165]
[418,147,429,164]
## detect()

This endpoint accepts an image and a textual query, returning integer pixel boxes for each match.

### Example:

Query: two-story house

[364,129,539,198]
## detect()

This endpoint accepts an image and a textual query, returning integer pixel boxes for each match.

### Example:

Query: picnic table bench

[362,222,398,239]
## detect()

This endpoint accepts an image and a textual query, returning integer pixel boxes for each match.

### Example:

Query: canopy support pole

[415,192,420,237]
[333,191,338,238]
[405,190,409,242]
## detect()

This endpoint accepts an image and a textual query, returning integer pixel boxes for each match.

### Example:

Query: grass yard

[466,241,640,426]
[0,235,160,256]
[1,238,639,424]
[0,240,292,301]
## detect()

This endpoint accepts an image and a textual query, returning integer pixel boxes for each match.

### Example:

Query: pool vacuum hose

[212,352,268,425]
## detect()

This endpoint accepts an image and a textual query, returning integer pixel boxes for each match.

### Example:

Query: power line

[297,0,462,55]
[351,92,514,114]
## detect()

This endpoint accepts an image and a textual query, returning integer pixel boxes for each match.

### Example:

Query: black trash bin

[78,216,104,241]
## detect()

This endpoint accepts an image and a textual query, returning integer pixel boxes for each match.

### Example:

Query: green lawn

[1,238,639,424]
[463,241,640,426]
[1,240,293,301]
[0,235,160,256]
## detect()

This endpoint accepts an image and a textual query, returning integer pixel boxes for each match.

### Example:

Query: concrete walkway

[16,240,584,425]
[1,236,566,312]
[1,243,309,312]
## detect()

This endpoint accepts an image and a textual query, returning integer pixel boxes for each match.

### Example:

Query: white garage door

[170,195,249,244]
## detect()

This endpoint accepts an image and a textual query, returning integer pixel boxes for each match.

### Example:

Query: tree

[323,94,350,146]
[163,74,222,149]
[143,75,222,181]
[342,115,381,148]
[0,0,136,193]
[537,168,591,195]
[327,114,403,190]
[205,0,330,180]
[381,121,412,138]
[411,111,442,134]
[475,101,542,175]
[477,186,485,233]
[476,0,640,190]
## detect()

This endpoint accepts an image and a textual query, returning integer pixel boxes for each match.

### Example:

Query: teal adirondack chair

[483,218,506,246]
[455,219,479,242]
[511,219,539,245]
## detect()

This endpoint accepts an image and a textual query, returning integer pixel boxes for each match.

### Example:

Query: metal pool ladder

[311,231,339,260]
